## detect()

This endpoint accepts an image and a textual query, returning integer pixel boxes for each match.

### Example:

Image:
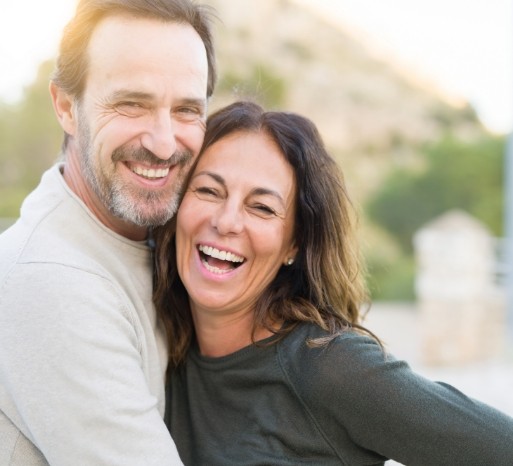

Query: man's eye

[175,107,203,122]
[115,102,145,116]
[118,101,143,108]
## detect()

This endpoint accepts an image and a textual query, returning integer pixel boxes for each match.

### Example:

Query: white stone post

[413,210,505,365]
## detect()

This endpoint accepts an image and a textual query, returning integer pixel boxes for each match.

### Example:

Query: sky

[0,1,77,101]
[1,0,512,133]
[296,0,513,134]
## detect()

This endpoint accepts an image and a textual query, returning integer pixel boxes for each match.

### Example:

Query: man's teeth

[198,245,244,263]
[132,166,170,179]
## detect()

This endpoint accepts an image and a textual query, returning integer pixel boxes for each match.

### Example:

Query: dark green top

[166,323,513,465]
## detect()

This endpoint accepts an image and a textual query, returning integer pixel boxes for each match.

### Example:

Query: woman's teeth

[198,245,244,263]
[198,244,245,275]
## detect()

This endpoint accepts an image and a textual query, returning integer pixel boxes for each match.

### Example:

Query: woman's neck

[192,308,274,358]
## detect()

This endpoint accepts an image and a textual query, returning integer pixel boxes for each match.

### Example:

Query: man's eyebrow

[109,90,154,101]
[108,91,206,109]
[178,97,207,108]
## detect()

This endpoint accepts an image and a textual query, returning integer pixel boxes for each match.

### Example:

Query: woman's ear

[284,243,298,266]
[49,81,77,136]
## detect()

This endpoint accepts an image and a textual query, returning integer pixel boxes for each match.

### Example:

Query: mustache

[111,145,193,167]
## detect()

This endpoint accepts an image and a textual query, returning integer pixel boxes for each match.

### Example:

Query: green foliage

[366,252,416,301]
[360,224,416,301]
[428,102,480,128]
[0,187,29,218]
[0,60,62,217]
[217,63,287,109]
[366,135,505,253]
[282,40,313,61]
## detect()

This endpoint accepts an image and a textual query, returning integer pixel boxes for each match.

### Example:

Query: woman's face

[176,130,297,320]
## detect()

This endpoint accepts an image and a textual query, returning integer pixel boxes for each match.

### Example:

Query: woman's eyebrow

[192,171,225,186]
[192,172,286,206]
[251,187,286,207]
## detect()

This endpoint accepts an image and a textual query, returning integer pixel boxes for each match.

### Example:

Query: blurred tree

[367,252,416,301]
[0,60,62,217]
[360,221,416,301]
[366,135,505,254]
[216,62,287,109]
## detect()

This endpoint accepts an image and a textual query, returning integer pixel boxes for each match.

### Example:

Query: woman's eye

[193,186,219,198]
[252,204,276,216]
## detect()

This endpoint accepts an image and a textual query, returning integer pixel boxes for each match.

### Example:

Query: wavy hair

[154,101,375,370]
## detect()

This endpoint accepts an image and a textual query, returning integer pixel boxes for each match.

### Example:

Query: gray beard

[76,114,192,227]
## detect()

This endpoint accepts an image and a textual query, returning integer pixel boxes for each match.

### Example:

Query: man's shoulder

[1,165,149,279]
[0,165,71,261]
[0,411,49,466]
[0,198,98,277]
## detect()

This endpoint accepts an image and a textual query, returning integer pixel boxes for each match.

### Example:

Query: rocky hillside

[204,0,485,200]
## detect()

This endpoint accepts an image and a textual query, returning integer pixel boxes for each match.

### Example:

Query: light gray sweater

[0,164,182,465]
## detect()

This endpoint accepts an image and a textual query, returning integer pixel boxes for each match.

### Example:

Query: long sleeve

[0,263,183,466]
[280,326,513,466]
[167,321,513,465]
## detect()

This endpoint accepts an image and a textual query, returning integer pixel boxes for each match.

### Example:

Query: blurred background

[1,0,512,452]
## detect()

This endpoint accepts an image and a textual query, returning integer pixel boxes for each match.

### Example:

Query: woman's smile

[197,243,245,275]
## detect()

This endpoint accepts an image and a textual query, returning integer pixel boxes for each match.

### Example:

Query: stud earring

[286,258,294,266]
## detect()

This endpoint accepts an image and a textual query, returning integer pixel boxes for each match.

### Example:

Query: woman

[154,101,513,465]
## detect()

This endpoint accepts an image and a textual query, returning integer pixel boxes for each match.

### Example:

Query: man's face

[72,15,209,228]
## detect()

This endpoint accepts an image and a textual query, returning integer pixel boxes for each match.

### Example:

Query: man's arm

[0,262,182,465]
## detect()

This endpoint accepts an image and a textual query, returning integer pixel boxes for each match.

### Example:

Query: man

[0,0,216,464]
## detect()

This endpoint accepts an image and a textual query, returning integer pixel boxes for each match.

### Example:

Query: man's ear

[49,81,77,136]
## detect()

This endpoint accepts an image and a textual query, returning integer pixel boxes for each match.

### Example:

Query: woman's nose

[211,202,244,235]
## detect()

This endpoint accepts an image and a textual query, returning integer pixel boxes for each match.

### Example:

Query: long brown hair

[154,101,374,370]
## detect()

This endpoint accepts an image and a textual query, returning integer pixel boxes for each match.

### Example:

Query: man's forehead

[84,15,208,95]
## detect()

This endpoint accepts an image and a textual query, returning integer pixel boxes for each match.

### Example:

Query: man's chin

[113,204,177,227]
[109,188,179,227]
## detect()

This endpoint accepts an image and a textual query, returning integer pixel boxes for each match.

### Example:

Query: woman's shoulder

[279,322,386,366]
[277,322,404,398]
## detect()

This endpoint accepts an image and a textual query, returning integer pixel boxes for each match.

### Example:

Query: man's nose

[140,110,177,160]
